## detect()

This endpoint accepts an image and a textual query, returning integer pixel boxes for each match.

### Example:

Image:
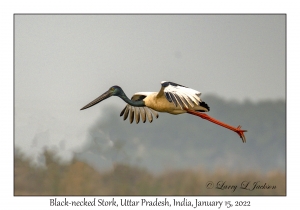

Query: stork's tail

[185,108,247,143]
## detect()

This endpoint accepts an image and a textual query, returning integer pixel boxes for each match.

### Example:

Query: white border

[2,0,296,209]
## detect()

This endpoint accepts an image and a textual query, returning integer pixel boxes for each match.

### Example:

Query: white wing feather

[162,81,202,109]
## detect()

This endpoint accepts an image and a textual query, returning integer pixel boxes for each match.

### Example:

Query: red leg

[185,108,247,143]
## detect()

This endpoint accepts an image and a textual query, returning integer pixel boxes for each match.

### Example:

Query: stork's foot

[235,125,247,143]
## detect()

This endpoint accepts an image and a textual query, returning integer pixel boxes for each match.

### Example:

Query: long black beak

[80,90,112,110]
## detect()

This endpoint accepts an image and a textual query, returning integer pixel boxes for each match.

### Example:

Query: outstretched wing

[119,93,159,124]
[160,81,203,109]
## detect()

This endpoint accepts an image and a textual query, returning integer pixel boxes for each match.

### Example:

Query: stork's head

[80,85,124,110]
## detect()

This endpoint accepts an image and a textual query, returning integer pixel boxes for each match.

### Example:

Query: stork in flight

[80,81,247,142]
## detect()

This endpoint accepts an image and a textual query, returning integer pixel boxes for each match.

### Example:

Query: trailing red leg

[184,108,247,143]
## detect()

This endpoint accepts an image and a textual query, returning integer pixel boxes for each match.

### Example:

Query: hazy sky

[14,14,285,160]
[15,15,285,103]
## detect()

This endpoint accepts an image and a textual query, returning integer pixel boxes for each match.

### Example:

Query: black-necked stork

[81,81,247,142]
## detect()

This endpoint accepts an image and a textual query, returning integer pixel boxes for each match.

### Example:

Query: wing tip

[119,105,158,124]
[161,81,187,88]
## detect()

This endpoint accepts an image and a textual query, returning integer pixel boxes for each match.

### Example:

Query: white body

[120,81,209,123]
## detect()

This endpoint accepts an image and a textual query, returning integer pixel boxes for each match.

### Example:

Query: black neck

[119,93,145,107]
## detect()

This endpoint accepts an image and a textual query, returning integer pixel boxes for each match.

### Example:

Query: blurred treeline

[80,96,286,173]
[14,148,285,196]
